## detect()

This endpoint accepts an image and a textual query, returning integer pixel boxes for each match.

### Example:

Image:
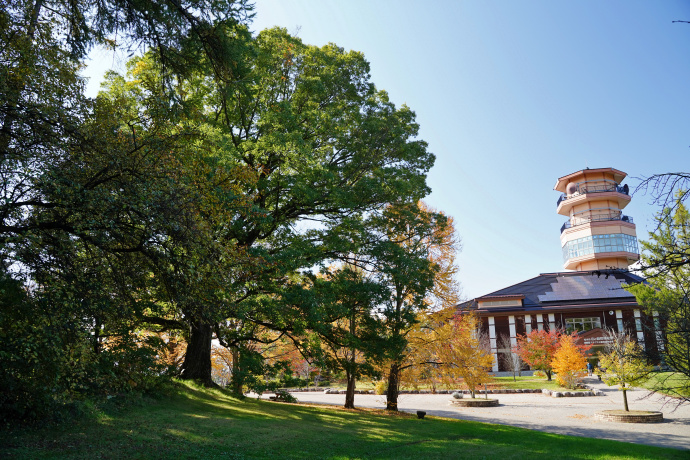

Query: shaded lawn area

[1,381,684,460]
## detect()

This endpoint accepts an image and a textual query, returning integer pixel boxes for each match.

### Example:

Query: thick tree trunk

[386,362,400,411]
[344,371,356,409]
[344,316,357,409]
[546,370,552,381]
[180,320,217,387]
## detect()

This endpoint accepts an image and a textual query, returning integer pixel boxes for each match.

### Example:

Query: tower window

[562,233,638,261]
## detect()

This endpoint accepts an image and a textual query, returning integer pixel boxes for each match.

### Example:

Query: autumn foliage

[598,331,653,411]
[551,335,590,389]
[423,312,494,397]
[514,330,561,381]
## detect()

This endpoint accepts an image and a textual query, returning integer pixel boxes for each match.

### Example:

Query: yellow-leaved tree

[436,313,494,398]
[598,330,653,411]
[402,307,456,392]
[551,334,589,389]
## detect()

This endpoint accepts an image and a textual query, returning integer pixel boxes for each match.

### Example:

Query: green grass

[491,376,577,391]
[1,381,684,460]
[639,372,690,398]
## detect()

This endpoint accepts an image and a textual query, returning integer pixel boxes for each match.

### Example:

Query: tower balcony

[560,213,634,233]
[556,184,631,215]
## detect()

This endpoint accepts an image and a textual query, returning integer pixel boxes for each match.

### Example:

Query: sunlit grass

[639,372,690,398]
[1,379,685,459]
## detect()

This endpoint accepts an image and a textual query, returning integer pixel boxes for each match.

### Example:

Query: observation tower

[555,167,639,271]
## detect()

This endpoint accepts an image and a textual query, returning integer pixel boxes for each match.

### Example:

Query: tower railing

[556,184,629,207]
[560,213,634,233]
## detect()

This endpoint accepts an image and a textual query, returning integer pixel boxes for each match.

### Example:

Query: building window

[562,233,638,261]
[481,300,521,307]
[565,317,601,333]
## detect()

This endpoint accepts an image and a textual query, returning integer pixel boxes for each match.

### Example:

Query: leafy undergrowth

[0,380,684,460]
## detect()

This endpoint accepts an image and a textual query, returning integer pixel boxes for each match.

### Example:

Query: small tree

[515,329,561,381]
[497,334,522,381]
[551,335,589,389]
[310,265,384,409]
[598,330,653,412]
[437,313,494,398]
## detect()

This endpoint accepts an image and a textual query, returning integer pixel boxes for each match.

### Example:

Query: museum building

[461,167,664,372]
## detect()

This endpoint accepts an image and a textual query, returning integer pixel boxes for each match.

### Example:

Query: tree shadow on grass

[2,384,687,460]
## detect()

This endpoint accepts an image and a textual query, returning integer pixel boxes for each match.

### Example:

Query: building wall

[476,306,663,372]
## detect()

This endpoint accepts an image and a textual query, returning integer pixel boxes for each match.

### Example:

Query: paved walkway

[262,378,690,450]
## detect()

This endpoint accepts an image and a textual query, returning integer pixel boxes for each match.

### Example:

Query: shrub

[374,380,387,395]
[274,389,297,403]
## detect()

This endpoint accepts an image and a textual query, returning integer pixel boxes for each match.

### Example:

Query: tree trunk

[344,370,356,409]
[344,315,357,409]
[231,347,243,394]
[386,362,400,411]
[180,320,217,387]
[546,370,552,381]
[622,387,629,411]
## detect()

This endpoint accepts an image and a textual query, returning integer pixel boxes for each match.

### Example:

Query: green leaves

[627,196,690,402]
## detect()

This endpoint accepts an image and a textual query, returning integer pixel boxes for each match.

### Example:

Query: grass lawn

[639,372,690,399]
[491,376,577,391]
[1,381,684,460]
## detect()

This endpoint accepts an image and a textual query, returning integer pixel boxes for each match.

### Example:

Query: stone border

[541,388,600,398]
[315,388,602,397]
[595,410,663,423]
[451,398,499,407]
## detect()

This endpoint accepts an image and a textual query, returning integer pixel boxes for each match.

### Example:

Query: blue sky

[84,1,690,298]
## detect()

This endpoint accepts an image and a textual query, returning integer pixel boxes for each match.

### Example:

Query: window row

[565,317,601,333]
[562,233,638,261]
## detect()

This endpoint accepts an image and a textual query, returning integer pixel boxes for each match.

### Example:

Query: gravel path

[260,378,690,450]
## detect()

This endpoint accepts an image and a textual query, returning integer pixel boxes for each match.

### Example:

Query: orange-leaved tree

[551,334,590,389]
[514,329,561,381]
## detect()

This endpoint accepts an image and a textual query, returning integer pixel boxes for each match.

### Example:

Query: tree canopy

[0,2,443,421]
[514,329,561,381]
[626,196,690,402]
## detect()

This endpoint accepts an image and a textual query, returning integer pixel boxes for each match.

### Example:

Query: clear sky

[84,1,690,299]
